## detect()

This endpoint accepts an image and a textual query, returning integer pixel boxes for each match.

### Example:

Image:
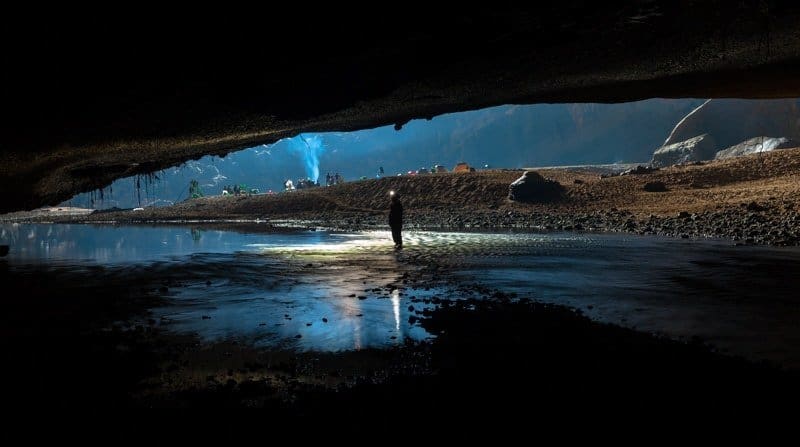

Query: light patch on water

[248,231,394,254]
[248,230,598,258]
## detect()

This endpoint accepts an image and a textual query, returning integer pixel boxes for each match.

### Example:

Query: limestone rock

[714,137,798,160]
[651,134,717,167]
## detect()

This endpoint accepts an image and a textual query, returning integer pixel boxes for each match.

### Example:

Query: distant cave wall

[663,99,800,149]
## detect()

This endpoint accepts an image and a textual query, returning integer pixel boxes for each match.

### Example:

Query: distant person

[378,166,384,178]
[388,191,403,249]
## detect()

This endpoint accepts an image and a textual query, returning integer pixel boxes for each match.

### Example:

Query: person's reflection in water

[388,191,403,249]
[191,228,202,242]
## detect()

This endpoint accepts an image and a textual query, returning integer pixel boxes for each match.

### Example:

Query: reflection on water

[0,223,445,351]
[0,223,329,264]
[447,236,800,368]
[4,223,800,366]
[149,251,439,351]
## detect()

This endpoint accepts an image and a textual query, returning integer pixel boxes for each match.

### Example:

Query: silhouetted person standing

[388,192,403,249]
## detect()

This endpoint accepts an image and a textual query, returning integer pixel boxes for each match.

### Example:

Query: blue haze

[64,99,703,208]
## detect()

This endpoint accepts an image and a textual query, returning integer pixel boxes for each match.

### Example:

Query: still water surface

[3,223,800,366]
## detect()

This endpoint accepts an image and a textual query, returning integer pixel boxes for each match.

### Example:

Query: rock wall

[663,99,800,149]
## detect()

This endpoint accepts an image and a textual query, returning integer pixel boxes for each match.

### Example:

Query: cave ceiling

[2,2,799,213]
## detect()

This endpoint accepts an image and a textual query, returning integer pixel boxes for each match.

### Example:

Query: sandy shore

[0,206,94,222]
[21,146,800,246]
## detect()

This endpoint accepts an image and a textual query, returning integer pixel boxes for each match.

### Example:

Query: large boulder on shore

[651,134,717,167]
[714,136,798,160]
[508,171,563,203]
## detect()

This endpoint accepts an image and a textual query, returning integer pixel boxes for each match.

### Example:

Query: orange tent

[453,162,471,173]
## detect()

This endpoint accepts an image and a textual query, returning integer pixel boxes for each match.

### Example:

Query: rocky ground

[32,146,800,246]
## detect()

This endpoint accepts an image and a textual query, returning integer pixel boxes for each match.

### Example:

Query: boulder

[714,136,799,160]
[651,134,717,167]
[620,165,660,175]
[643,181,668,192]
[508,171,563,203]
